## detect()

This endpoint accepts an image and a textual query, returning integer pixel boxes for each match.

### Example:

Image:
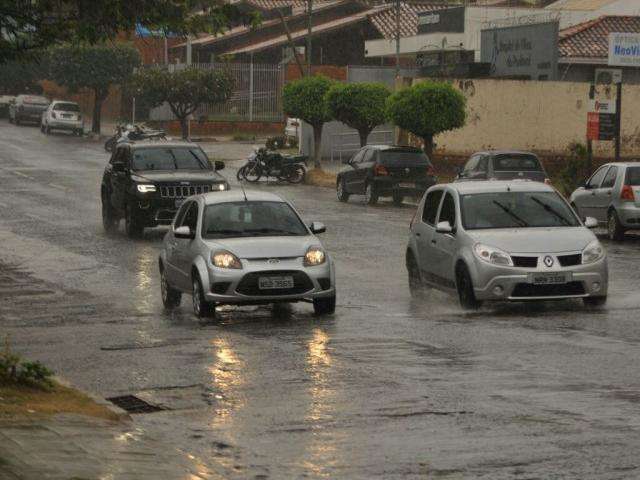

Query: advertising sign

[608,33,640,67]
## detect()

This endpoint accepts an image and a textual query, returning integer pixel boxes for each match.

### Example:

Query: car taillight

[544,178,551,185]
[621,184,635,202]
[374,164,389,176]
[427,165,436,177]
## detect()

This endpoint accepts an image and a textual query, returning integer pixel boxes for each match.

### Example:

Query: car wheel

[407,253,425,298]
[45,125,51,135]
[364,182,378,205]
[15,117,20,126]
[104,137,116,152]
[161,267,181,309]
[337,179,350,203]
[313,294,336,315]
[40,124,45,133]
[101,198,119,234]
[607,210,625,241]
[392,191,404,206]
[456,264,482,310]
[125,204,144,238]
[583,296,607,307]
[192,276,215,318]
[76,129,83,137]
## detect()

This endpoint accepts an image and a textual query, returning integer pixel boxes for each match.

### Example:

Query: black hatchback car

[456,150,550,184]
[336,145,437,206]
[101,140,228,238]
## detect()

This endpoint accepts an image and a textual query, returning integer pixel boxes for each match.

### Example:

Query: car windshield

[131,147,212,171]
[625,167,640,186]
[202,201,309,239]
[492,154,541,171]
[461,191,580,230]
[53,103,79,112]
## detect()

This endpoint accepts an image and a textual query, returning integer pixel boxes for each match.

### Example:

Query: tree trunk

[178,116,189,140]
[358,128,369,148]
[92,90,106,134]
[422,134,434,158]
[312,124,323,169]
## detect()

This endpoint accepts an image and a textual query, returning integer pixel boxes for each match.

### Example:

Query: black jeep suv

[336,145,437,206]
[101,141,228,237]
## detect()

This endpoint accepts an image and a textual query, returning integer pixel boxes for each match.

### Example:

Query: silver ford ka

[159,190,336,318]
[406,181,608,309]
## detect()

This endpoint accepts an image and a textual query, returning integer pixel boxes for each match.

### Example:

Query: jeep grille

[160,185,210,198]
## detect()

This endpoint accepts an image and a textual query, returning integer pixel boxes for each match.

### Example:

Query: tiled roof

[559,15,640,59]
[546,0,619,11]
[369,2,449,39]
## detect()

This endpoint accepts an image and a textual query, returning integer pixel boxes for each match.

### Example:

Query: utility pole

[587,84,594,172]
[615,80,622,161]
[395,0,400,79]
[307,0,313,76]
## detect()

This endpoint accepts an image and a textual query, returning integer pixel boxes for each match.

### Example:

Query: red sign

[587,112,600,141]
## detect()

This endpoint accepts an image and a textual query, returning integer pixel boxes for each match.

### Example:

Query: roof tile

[559,15,640,59]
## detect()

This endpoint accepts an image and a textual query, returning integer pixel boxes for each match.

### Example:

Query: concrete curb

[53,376,131,421]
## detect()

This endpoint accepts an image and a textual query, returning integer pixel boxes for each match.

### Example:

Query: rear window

[492,154,541,172]
[53,103,80,112]
[625,167,640,186]
[379,150,430,166]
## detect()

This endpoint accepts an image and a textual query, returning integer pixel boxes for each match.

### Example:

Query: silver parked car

[159,190,336,318]
[41,100,84,136]
[569,162,640,241]
[406,181,608,309]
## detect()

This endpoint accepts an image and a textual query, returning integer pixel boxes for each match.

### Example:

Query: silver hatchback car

[159,190,336,318]
[407,181,608,309]
[570,162,640,241]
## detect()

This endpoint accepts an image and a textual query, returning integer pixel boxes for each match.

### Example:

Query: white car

[41,100,84,136]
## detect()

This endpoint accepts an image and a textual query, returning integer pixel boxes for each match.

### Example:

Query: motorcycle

[239,148,307,184]
[104,123,166,152]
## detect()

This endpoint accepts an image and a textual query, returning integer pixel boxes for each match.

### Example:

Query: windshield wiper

[492,200,529,227]
[205,229,245,236]
[529,196,572,226]
[244,228,300,236]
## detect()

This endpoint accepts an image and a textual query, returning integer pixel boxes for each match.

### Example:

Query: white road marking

[12,171,34,179]
[48,183,67,191]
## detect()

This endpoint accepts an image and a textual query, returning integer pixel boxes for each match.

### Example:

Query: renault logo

[543,256,554,267]
[181,181,190,185]
[268,258,280,264]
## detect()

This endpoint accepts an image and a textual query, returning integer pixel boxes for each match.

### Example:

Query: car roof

[473,150,538,157]
[51,100,79,105]
[442,180,556,195]
[128,140,200,149]
[202,190,286,205]
[601,161,640,167]
[364,144,424,153]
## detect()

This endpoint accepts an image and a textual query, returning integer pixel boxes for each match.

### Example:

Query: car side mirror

[310,221,326,234]
[342,158,352,165]
[435,221,453,234]
[112,162,126,172]
[584,217,598,229]
[214,160,225,171]
[174,225,195,239]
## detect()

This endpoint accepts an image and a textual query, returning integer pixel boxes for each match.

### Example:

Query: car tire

[15,117,20,126]
[607,210,625,241]
[161,267,181,309]
[76,129,83,137]
[104,137,116,152]
[45,125,51,135]
[125,204,144,238]
[101,198,119,234]
[407,253,425,298]
[364,182,378,205]
[583,296,607,307]
[456,264,482,310]
[313,294,336,315]
[392,191,404,206]
[337,178,350,203]
[40,124,45,133]
[192,276,215,319]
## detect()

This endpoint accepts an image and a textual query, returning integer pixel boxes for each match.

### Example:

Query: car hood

[205,236,318,259]
[468,227,595,254]
[133,170,224,183]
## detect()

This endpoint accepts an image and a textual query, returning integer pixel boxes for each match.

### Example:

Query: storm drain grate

[106,395,166,414]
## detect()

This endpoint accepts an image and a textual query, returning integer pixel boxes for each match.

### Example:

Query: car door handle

[415,232,421,237]
[431,239,437,244]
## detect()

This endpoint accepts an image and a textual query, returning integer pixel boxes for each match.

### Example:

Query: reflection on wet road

[3,122,640,478]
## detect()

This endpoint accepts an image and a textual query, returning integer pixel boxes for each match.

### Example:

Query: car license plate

[398,182,414,188]
[529,272,571,285]
[258,276,294,290]
[175,199,184,208]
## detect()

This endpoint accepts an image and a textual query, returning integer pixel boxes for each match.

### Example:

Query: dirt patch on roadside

[305,168,336,188]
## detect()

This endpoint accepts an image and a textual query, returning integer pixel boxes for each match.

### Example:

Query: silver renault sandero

[159,190,336,318]
[407,181,608,309]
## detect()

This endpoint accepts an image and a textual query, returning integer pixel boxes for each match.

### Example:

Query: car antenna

[240,181,248,202]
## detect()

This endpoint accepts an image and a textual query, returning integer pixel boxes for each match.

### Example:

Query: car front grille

[511,281,585,298]
[511,256,538,268]
[236,270,314,296]
[159,184,210,198]
[558,254,582,267]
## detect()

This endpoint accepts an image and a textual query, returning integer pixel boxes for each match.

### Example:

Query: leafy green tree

[0,59,46,95]
[132,66,234,139]
[386,81,466,157]
[0,1,256,64]
[283,76,334,169]
[325,82,390,147]
[48,44,140,134]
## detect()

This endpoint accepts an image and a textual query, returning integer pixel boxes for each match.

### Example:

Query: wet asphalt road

[3,121,640,479]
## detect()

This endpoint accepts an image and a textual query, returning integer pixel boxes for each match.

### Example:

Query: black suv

[336,145,436,206]
[101,141,228,237]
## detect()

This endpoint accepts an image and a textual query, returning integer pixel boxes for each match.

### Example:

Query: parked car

[337,145,437,206]
[456,150,550,184]
[570,162,640,241]
[158,190,336,318]
[9,94,50,125]
[406,180,607,309]
[0,95,15,118]
[41,100,84,136]
[101,140,229,238]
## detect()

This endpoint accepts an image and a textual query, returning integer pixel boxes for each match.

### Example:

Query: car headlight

[473,243,513,267]
[136,184,156,193]
[215,183,226,191]
[304,247,326,266]
[582,240,604,264]
[212,250,242,269]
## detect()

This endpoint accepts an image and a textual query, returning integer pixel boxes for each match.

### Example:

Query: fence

[147,62,285,123]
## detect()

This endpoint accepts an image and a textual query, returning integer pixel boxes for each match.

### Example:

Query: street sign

[598,113,616,141]
[587,112,599,141]
[589,99,617,114]
[608,32,640,67]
